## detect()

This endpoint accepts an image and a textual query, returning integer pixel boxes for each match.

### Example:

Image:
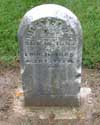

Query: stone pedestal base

[13,87,93,125]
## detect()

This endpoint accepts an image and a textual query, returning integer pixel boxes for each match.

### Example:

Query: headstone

[18,4,83,106]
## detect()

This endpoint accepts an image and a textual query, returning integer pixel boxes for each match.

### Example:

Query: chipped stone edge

[78,87,93,106]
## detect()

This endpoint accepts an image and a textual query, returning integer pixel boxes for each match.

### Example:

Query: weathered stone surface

[12,88,93,125]
[18,4,83,106]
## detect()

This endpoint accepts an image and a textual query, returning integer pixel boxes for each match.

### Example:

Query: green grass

[0,0,100,68]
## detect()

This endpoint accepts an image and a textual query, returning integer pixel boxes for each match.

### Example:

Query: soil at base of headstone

[0,67,100,124]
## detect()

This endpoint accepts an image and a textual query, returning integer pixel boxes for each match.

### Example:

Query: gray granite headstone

[18,4,83,106]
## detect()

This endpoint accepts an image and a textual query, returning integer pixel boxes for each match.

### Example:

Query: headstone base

[13,87,93,125]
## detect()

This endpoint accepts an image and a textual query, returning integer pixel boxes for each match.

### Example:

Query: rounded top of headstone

[24,4,77,21]
[18,4,82,37]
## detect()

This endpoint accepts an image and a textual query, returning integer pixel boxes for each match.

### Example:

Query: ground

[0,67,100,124]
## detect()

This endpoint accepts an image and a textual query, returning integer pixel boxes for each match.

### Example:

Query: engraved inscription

[24,18,77,66]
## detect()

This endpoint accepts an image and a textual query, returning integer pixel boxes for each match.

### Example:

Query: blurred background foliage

[0,0,100,68]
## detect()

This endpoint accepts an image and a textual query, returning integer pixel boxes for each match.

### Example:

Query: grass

[0,0,100,68]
